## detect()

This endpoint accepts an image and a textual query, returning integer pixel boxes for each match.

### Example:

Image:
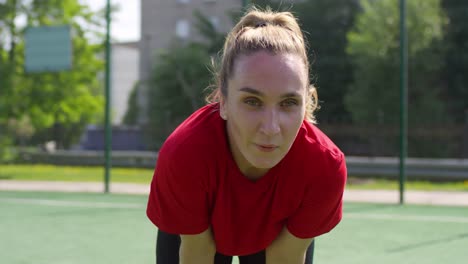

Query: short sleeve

[146,144,210,235]
[286,153,347,239]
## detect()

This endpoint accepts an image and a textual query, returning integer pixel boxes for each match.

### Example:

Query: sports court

[1,190,466,264]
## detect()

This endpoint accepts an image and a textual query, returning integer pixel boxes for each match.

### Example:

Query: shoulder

[287,121,346,188]
[158,103,224,167]
[296,121,344,170]
[281,122,347,239]
[147,104,222,234]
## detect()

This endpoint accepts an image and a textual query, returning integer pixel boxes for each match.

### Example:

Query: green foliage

[0,124,16,163]
[346,0,448,125]
[192,10,225,54]
[0,138,15,163]
[146,11,224,148]
[248,0,360,123]
[147,43,212,148]
[288,0,360,123]
[6,115,35,146]
[122,81,140,126]
[442,0,468,122]
[0,0,105,148]
[0,164,153,183]
[144,1,360,148]
[0,53,12,120]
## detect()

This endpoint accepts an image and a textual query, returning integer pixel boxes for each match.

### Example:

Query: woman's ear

[219,97,227,120]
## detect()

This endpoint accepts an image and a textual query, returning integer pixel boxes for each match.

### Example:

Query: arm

[266,227,314,264]
[265,153,346,263]
[180,228,217,264]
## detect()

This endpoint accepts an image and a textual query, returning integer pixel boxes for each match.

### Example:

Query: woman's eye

[244,98,261,107]
[280,99,298,107]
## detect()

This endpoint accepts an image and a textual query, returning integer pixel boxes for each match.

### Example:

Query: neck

[242,167,269,181]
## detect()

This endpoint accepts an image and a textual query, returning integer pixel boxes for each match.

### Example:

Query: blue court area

[1,191,467,264]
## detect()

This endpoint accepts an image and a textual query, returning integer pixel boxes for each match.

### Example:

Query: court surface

[1,191,467,264]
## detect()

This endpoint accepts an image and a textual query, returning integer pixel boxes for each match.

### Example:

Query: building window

[176,19,190,39]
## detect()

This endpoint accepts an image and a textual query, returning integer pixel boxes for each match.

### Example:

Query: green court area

[1,191,467,264]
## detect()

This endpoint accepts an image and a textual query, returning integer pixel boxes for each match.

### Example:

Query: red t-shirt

[146,103,347,256]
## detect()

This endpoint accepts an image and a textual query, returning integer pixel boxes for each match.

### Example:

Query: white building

[111,41,140,125]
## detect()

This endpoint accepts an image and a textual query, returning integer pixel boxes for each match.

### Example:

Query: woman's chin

[249,158,282,170]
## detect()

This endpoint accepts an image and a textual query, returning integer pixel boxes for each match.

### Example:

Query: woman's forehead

[235,51,304,72]
[234,51,306,78]
[229,51,308,96]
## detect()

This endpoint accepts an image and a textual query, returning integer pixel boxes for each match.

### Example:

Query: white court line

[0,198,144,209]
[346,213,468,224]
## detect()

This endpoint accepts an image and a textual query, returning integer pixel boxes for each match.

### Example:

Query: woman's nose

[259,109,280,136]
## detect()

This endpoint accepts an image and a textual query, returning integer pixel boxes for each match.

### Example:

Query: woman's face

[220,51,307,179]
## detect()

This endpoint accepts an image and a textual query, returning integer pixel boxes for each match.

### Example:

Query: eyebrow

[239,87,302,98]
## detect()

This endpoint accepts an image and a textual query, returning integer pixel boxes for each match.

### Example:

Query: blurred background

[1,1,467,264]
[1,0,467,159]
[0,0,467,187]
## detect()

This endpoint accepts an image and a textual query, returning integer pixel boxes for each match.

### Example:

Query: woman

[147,7,347,264]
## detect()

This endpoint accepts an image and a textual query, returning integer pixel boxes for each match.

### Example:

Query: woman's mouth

[255,144,278,152]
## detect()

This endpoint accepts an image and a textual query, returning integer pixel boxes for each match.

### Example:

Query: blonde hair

[206,7,319,123]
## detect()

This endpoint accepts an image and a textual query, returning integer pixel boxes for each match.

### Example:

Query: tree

[249,0,360,123]
[1,0,106,148]
[289,0,360,123]
[146,43,212,148]
[7,115,35,146]
[0,0,19,122]
[345,0,448,125]
[145,11,225,148]
[442,0,468,122]
[122,81,140,126]
[192,10,225,54]
[0,50,12,123]
[0,1,13,161]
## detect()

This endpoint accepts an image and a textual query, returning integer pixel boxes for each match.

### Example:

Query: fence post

[463,109,468,158]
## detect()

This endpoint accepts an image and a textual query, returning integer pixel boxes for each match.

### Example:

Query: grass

[346,177,468,191]
[0,164,154,184]
[1,164,467,191]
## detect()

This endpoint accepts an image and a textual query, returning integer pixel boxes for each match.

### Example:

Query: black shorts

[156,229,315,264]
